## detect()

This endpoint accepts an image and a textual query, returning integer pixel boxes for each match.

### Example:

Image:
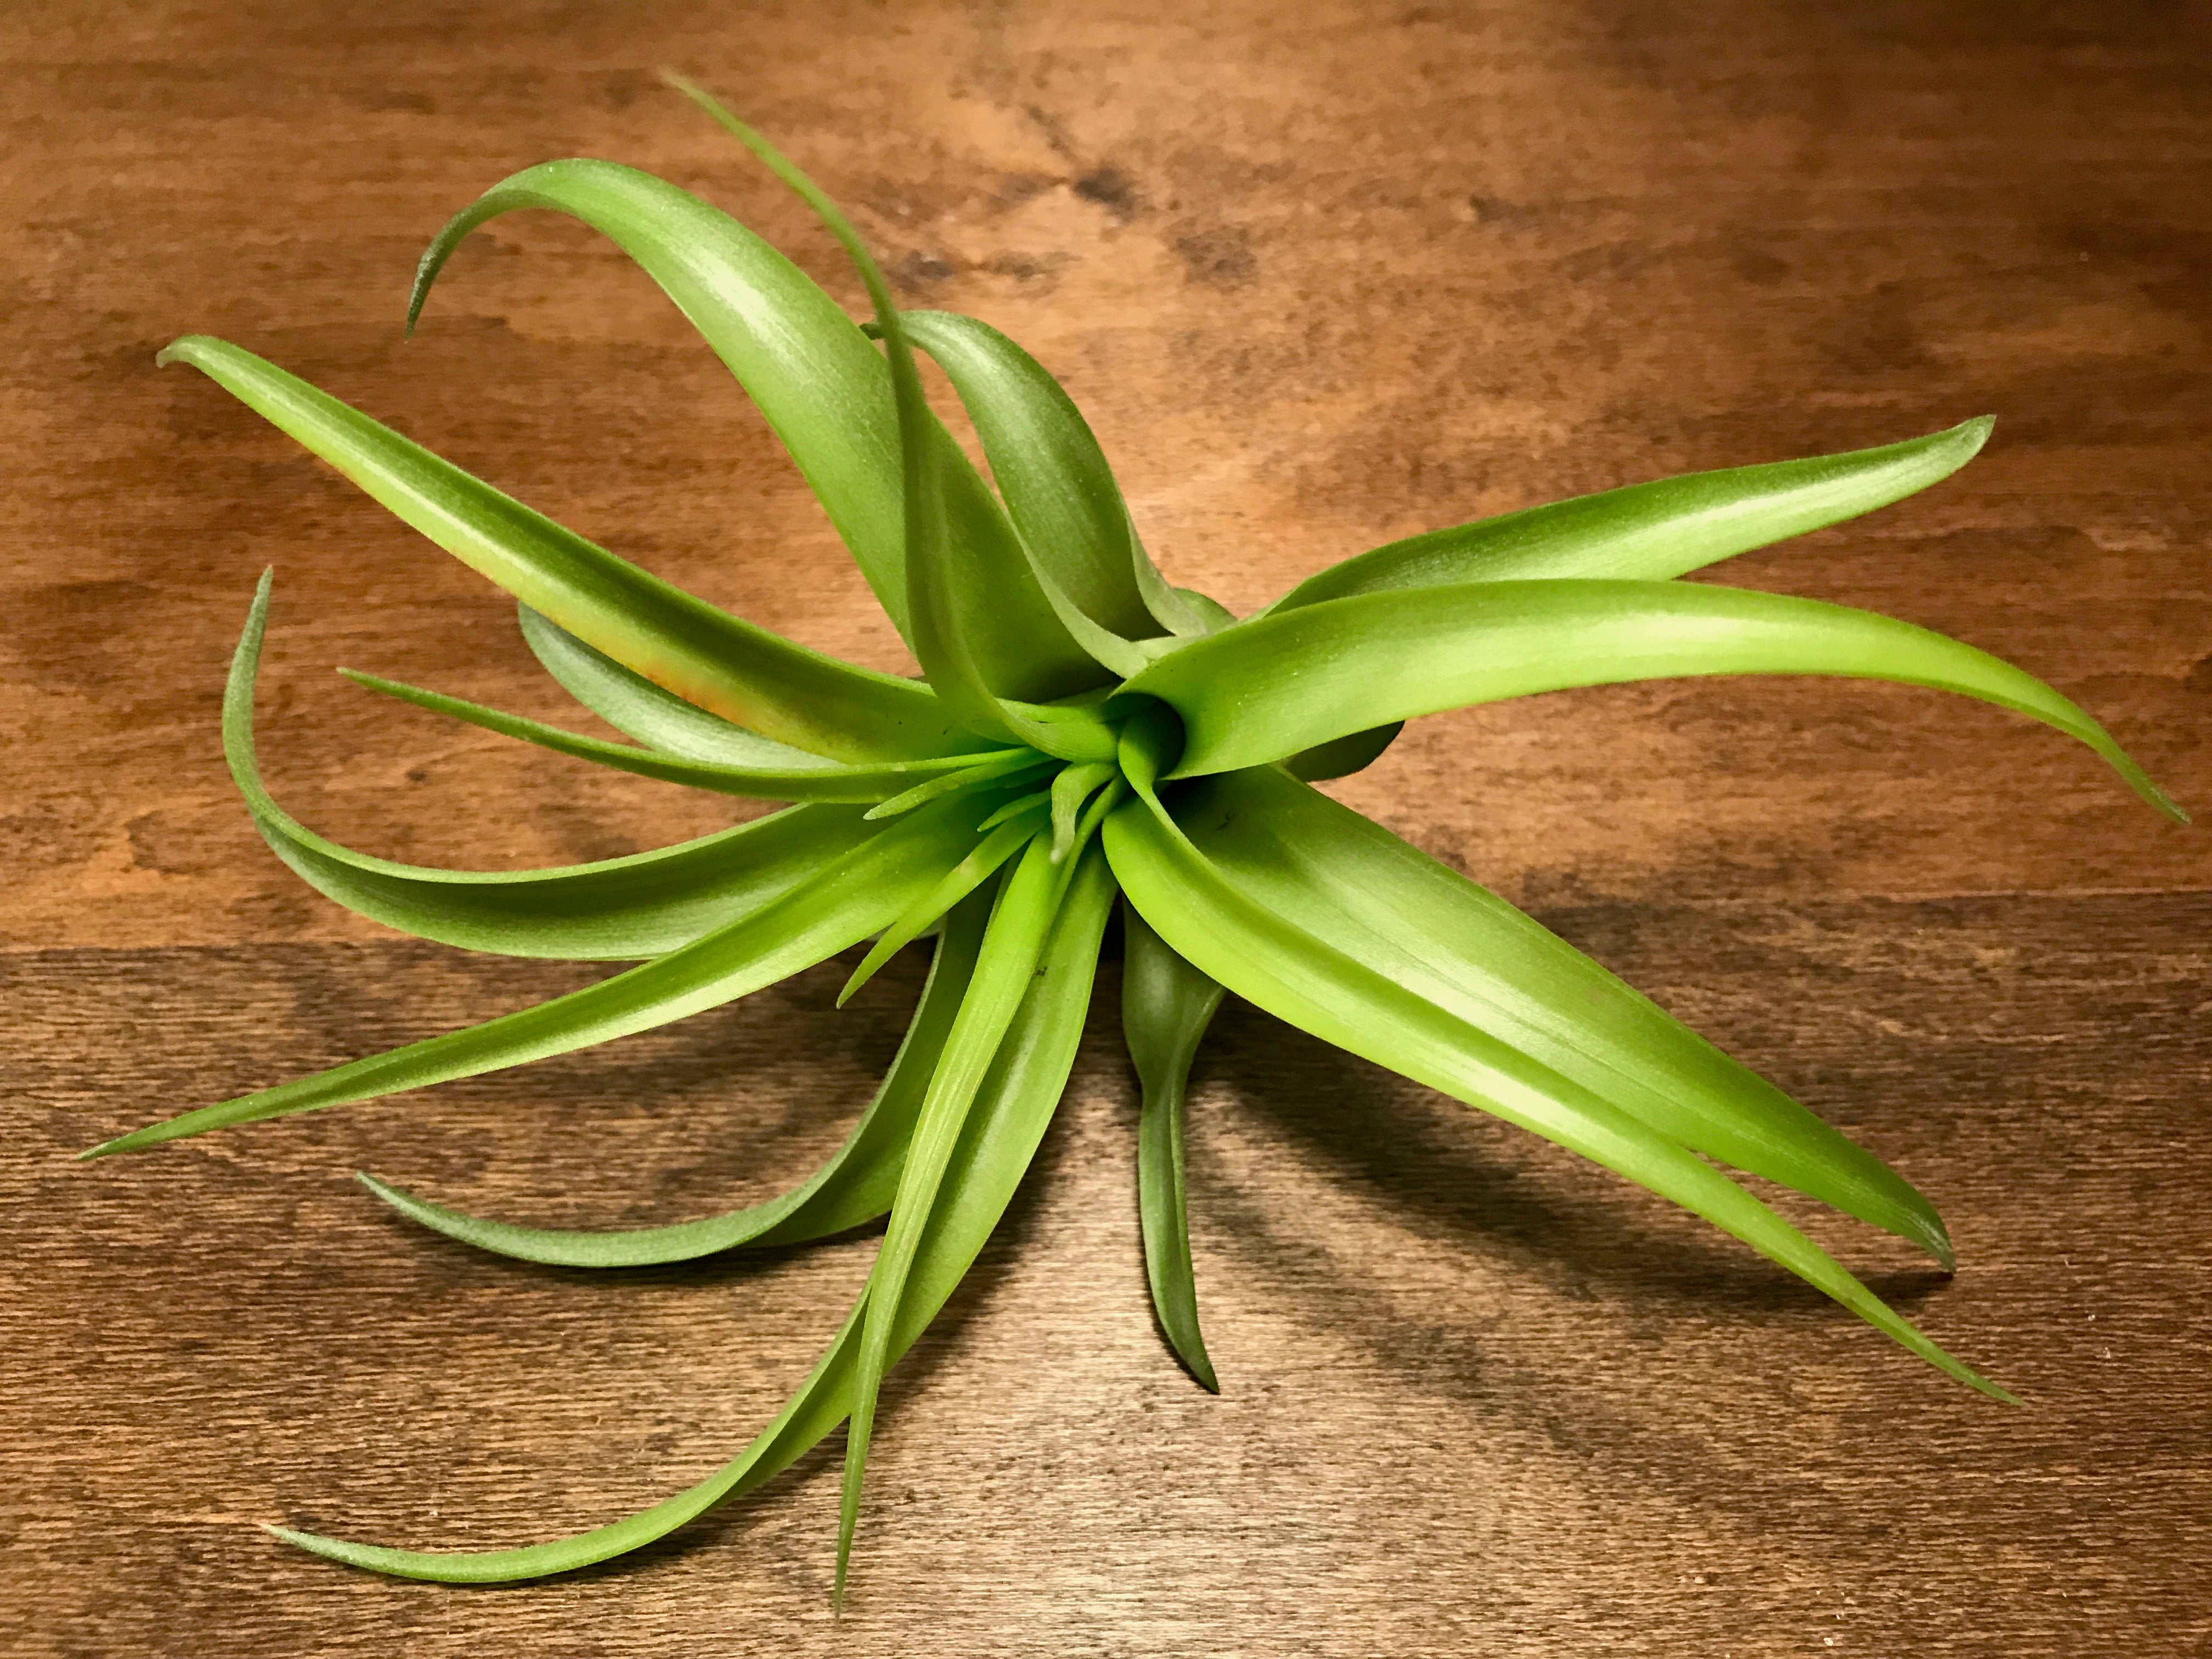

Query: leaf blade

[272,844,1118,1583]
[1262,417,1994,614]
[157,334,967,761]
[516,604,833,767]
[342,668,1022,803]
[663,82,1119,741]
[82,794,996,1158]
[1177,764,1952,1263]
[1101,710,2009,1398]
[1122,902,1226,1391]
[356,884,996,1265]
[1124,579,2183,820]
[896,309,1167,643]
[227,573,879,960]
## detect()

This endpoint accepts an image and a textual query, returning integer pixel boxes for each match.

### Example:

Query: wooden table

[5,3,2208,1653]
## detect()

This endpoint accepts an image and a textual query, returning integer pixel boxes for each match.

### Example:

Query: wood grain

[3,2,2209,1654]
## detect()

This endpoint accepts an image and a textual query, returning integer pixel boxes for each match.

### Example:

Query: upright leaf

[896,310,1170,644]
[666,78,1121,758]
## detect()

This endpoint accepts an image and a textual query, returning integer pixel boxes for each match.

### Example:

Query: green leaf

[1048,760,1118,862]
[227,573,878,960]
[411,155,924,636]
[81,793,998,1158]
[342,668,1023,804]
[838,833,1070,1592]
[1102,708,2010,1399]
[895,311,1169,642]
[271,845,1118,1583]
[1122,902,1226,1391]
[356,885,995,1264]
[157,335,968,762]
[1280,722,1404,783]
[862,751,1057,820]
[1177,764,1953,1264]
[662,81,1119,743]
[1261,417,1995,615]
[517,605,832,767]
[1123,579,2185,821]
[838,802,1047,1006]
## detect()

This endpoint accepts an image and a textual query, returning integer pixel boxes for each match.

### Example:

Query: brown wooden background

[4,2,2209,1654]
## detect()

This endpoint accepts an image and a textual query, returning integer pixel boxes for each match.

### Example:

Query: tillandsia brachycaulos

[89,77,2183,1593]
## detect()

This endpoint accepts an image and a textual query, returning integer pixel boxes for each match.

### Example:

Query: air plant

[88,79,2181,1594]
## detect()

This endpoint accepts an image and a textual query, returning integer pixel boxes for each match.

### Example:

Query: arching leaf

[1261,417,1994,614]
[158,335,967,761]
[1122,579,2183,820]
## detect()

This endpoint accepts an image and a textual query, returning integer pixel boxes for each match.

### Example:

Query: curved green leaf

[81,793,997,1159]
[1178,764,1952,1263]
[1123,579,2183,820]
[1281,721,1404,783]
[157,334,966,762]
[517,605,831,767]
[409,153,913,628]
[341,668,1022,804]
[227,573,877,960]
[862,751,1056,820]
[838,801,1047,1006]
[272,845,1117,1583]
[357,884,995,1264]
[664,80,1120,757]
[895,311,1167,643]
[1103,708,2009,1398]
[1262,417,1994,614]
[839,833,1069,1590]
[1122,902,1226,1391]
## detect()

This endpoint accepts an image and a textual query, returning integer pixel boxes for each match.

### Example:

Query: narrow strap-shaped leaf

[1261,417,1994,615]
[1122,902,1226,1391]
[516,605,830,767]
[156,335,967,763]
[228,573,878,960]
[894,311,1168,644]
[838,834,1070,1592]
[1102,708,2010,1398]
[81,793,997,1158]
[667,80,1121,759]
[1123,579,2185,820]
[838,801,1047,1006]
[1178,764,1953,1264]
[272,846,1116,1583]
[356,885,995,1264]
[977,788,1052,831]
[863,751,1055,820]
[342,668,1019,804]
